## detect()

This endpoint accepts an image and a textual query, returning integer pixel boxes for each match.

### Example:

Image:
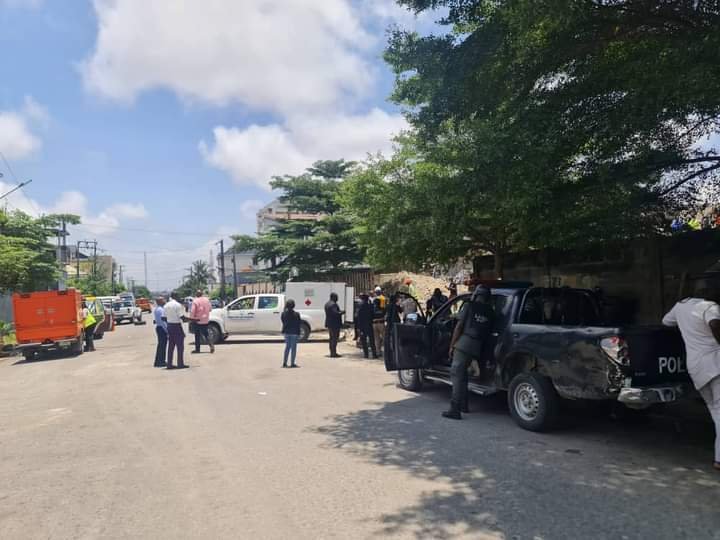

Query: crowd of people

[671,212,720,233]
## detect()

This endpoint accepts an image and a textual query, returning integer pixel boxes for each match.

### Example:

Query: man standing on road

[443,286,495,420]
[325,292,344,358]
[153,297,168,368]
[190,290,214,354]
[356,294,378,359]
[164,292,188,370]
[663,280,720,471]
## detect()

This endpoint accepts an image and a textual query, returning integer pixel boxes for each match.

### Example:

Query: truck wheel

[207,323,223,345]
[299,322,311,342]
[508,372,559,432]
[71,337,84,356]
[398,369,424,392]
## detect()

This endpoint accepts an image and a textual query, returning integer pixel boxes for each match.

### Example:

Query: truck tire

[71,336,84,356]
[508,372,559,432]
[299,322,311,342]
[207,323,224,345]
[398,369,424,392]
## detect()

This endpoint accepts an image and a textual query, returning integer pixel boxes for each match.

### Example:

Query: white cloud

[81,0,377,114]
[22,95,49,127]
[200,108,407,189]
[0,183,148,236]
[0,113,41,160]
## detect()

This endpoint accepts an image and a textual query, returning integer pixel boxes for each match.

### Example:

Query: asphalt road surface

[1,324,719,540]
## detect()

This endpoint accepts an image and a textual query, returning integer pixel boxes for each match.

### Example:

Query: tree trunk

[493,251,504,280]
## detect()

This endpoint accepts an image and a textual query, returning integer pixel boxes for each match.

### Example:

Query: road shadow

[12,350,85,365]
[309,391,720,539]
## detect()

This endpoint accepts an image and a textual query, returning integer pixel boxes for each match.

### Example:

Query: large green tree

[0,210,80,292]
[176,260,212,297]
[382,0,720,273]
[233,159,364,281]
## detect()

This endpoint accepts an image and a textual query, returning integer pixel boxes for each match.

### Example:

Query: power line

[72,222,220,237]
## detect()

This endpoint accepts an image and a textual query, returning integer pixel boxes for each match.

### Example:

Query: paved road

[1,324,719,540]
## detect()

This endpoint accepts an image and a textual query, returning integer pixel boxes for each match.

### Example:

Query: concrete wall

[473,230,720,324]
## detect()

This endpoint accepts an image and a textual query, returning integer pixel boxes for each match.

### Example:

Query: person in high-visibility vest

[81,302,97,352]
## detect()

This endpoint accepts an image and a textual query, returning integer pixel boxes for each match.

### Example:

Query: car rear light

[601,336,630,366]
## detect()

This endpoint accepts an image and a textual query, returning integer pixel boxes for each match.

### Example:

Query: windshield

[113,301,133,309]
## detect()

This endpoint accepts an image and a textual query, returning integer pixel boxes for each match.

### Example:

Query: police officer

[443,286,495,420]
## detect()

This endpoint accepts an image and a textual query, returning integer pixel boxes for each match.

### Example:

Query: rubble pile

[376,272,468,302]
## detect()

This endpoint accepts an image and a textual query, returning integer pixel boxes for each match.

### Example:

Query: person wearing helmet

[443,285,495,420]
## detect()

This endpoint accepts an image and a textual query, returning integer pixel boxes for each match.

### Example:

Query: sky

[0,0,440,290]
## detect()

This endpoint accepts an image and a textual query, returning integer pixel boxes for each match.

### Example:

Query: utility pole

[143,251,148,288]
[111,261,117,294]
[118,265,124,289]
[217,239,226,302]
[232,252,238,299]
[92,240,97,277]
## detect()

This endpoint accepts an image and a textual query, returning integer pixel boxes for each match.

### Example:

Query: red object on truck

[12,289,84,359]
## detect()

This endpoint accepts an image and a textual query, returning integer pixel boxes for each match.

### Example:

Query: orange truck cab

[12,289,85,360]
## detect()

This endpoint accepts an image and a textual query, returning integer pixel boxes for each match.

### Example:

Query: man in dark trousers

[153,296,168,367]
[443,286,495,420]
[325,292,344,358]
[356,293,378,359]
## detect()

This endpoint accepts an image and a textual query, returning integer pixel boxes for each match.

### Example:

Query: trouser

[167,323,185,367]
[283,334,299,366]
[328,327,340,356]
[84,324,97,352]
[194,323,210,352]
[359,326,377,358]
[155,326,168,366]
[699,375,720,462]
[450,349,474,409]
[373,321,384,354]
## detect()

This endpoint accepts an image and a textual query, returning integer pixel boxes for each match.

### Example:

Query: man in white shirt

[663,281,720,471]
[163,292,188,369]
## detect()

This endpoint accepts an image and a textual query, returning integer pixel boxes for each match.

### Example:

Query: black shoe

[191,350,200,354]
[460,403,470,414]
[166,365,176,370]
[176,365,190,369]
[154,363,167,368]
[282,364,288,368]
[442,409,462,420]
[290,364,300,368]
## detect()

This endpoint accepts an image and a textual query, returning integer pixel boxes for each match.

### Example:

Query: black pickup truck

[385,285,693,432]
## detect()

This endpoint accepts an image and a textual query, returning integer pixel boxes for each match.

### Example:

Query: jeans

[450,349,472,408]
[155,326,168,366]
[84,323,96,352]
[167,323,185,367]
[194,323,210,352]
[283,334,299,366]
[328,327,340,356]
[699,375,720,462]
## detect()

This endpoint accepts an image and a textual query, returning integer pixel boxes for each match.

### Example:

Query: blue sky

[0,0,439,289]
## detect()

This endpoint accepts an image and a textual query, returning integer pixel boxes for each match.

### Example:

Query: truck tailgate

[623,326,689,386]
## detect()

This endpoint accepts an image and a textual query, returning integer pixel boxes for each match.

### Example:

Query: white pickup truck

[207,282,354,344]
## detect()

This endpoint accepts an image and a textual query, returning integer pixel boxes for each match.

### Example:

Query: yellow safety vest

[83,310,97,328]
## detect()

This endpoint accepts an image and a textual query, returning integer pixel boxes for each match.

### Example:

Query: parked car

[135,297,152,313]
[207,282,355,344]
[385,284,692,432]
[83,296,111,339]
[13,289,85,360]
[112,298,143,324]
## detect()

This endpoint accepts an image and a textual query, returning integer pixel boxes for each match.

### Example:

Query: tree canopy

[377,0,720,273]
[233,159,364,281]
[0,210,80,292]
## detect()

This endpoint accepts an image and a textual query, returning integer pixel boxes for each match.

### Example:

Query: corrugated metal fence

[0,293,13,323]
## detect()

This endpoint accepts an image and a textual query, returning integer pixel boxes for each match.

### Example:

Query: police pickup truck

[385,284,692,432]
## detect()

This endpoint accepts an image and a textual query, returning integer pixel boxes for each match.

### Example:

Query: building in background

[256,199,325,235]
[65,247,115,282]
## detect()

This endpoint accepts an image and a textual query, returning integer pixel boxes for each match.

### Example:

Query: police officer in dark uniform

[442,285,495,420]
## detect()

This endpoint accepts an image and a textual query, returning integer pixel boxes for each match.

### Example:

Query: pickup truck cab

[386,285,692,432]
[208,294,319,343]
[112,298,143,324]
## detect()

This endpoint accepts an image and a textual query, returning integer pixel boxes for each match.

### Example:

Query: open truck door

[384,292,430,371]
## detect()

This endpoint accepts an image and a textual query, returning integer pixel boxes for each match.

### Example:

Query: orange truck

[12,289,85,360]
